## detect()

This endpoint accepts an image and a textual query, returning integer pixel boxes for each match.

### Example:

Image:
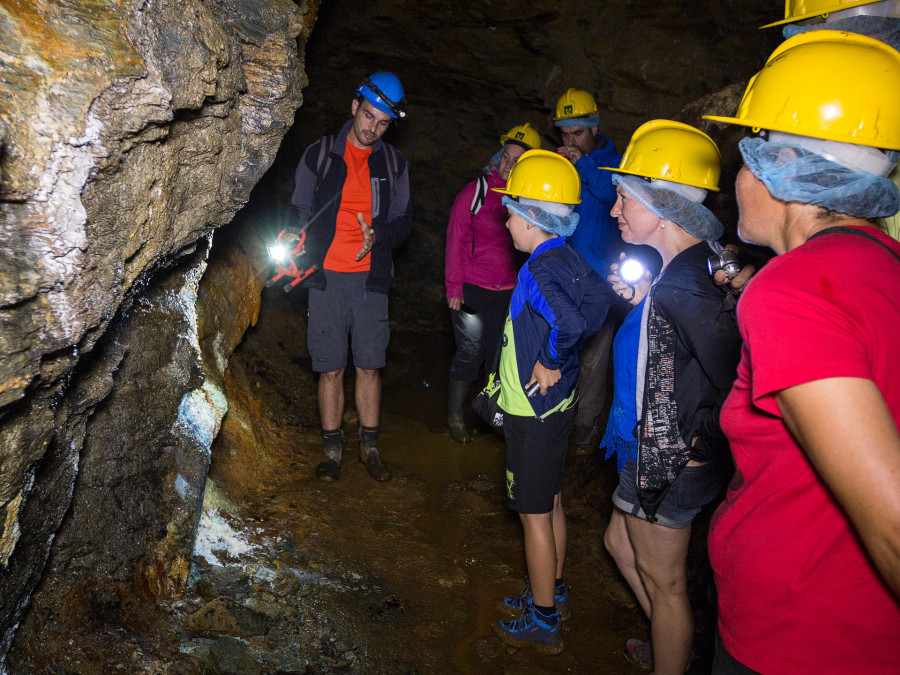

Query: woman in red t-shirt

[703,31,900,674]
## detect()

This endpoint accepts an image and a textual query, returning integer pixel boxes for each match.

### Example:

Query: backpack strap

[314,134,336,193]
[383,143,400,197]
[470,174,488,217]
[807,226,900,265]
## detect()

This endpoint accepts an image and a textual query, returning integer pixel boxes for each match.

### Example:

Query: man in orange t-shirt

[285,72,412,483]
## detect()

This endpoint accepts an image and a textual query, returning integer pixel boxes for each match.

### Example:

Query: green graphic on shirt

[506,469,516,501]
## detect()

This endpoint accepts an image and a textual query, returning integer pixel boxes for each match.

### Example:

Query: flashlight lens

[269,244,287,262]
[619,258,645,284]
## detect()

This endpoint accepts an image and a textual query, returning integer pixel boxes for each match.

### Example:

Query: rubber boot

[448,379,472,444]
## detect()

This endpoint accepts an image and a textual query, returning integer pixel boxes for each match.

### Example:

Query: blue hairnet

[784,16,900,51]
[501,195,580,237]
[555,113,601,129]
[485,146,504,174]
[612,174,724,241]
[739,136,900,219]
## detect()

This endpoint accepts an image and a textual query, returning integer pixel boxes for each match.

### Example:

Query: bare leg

[318,369,345,430]
[550,492,566,580]
[520,510,557,608]
[625,514,693,675]
[604,508,652,617]
[355,367,381,428]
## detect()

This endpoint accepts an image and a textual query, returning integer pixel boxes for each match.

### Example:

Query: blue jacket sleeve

[528,260,591,370]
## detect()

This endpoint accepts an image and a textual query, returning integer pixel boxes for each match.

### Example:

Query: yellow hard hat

[492,149,582,204]
[704,30,900,151]
[553,88,598,122]
[760,0,888,28]
[500,122,542,150]
[600,120,721,191]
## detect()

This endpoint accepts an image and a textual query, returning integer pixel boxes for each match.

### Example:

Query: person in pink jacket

[445,123,541,443]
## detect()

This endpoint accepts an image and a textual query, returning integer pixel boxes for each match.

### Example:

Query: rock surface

[0,0,317,663]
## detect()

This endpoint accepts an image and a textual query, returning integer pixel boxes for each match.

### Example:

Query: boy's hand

[527,361,560,396]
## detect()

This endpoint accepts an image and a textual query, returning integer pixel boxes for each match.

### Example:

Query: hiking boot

[358,440,392,482]
[314,457,340,482]
[495,577,571,622]
[493,601,564,654]
[448,379,472,444]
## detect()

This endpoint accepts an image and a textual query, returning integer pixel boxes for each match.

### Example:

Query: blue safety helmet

[355,72,407,119]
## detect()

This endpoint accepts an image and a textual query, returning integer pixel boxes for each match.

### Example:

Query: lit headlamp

[359,77,407,119]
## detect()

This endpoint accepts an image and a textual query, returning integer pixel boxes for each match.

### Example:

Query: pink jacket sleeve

[445,180,477,300]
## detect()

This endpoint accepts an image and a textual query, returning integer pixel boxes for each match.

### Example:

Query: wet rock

[208,635,264,675]
[187,597,269,637]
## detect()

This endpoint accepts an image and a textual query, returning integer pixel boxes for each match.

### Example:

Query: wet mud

[9,284,719,674]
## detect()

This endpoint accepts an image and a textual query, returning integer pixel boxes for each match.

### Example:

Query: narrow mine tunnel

[0,1,787,672]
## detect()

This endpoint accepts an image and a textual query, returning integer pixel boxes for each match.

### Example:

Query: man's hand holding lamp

[268,242,288,263]
[266,229,315,292]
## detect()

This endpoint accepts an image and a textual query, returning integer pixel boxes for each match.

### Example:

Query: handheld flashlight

[707,243,742,279]
[618,258,646,285]
[525,381,541,398]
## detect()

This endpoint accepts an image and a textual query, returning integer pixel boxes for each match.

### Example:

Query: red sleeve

[739,250,873,417]
[445,181,477,299]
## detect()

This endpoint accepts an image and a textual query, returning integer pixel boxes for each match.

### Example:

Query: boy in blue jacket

[491,150,616,653]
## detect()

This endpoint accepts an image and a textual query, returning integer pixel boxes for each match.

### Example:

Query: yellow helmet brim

[599,166,722,191]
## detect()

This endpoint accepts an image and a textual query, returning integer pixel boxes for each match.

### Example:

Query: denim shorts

[307,270,389,372]
[612,453,729,529]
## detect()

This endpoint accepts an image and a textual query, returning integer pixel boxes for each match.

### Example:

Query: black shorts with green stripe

[503,406,575,514]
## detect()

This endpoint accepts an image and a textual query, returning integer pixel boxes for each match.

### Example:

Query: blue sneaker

[493,601,564,654]
[495,577,572,622]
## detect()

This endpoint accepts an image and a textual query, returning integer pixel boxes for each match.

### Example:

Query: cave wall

[0,0,317,662]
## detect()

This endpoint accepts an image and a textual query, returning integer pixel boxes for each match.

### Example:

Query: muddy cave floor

[14,287,720,674]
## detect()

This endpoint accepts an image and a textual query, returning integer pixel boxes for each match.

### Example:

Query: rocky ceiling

[0,0,782,668]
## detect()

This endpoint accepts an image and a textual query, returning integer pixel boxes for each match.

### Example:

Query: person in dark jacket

[284,72,412,483]
[599,121,741,675]
[552,87,660,453]
[490,150,616,655]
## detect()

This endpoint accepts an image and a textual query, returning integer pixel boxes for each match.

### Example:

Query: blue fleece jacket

[565,132,623,275]
[498,237,616,418]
